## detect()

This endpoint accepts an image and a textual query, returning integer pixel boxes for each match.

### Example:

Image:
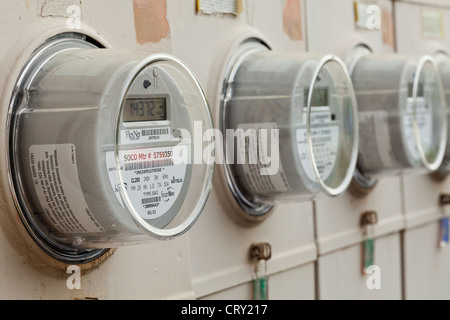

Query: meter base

[431,168,450,181]
[23,226,113,265]
[227,184,274,222]
[220,38,274,222]
[350,167,379,196]
[7,32,112,265]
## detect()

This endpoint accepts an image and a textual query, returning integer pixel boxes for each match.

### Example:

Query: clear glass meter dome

[8,33,214,263]
[348,45,447,189]
[221,39,359,217]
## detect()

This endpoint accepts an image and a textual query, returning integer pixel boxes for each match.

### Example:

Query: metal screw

[250,243,272,261]
[360,210,378,227]
[440,194,450,206]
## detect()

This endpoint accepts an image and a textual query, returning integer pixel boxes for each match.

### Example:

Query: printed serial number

[153,151,173,159]
[123,150,173,162]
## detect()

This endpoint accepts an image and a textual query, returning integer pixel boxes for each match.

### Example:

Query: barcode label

[124,159,174,171]
[142,128,170,136]
[142,196,162,204]
[121,127,171,144]
[109,145,188,221]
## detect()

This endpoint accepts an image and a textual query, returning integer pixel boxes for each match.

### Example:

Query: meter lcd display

[123,97,167,122]
[304,87,329,107]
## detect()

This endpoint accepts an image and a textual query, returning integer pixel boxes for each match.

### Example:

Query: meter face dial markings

[115,65,193,230]
[298,79,341,187]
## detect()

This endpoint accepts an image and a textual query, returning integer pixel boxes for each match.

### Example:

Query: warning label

[237,123,291,194]
[29,144,104,234]
[358,111,396,169]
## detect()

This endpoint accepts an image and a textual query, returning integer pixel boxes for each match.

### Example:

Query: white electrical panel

[317,233,402,300]
[305,0,396,57]
[168,1,317,301]
[394,1,450,175]
[1,0,449,301]
[403,221,450,299]
[395,1,450,56]
[308,0,409,301]
[394,0,450,301]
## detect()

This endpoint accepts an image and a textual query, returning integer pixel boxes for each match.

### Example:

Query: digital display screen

[123,97,167,122]
[304,87,329,107]
[408,82,424,97]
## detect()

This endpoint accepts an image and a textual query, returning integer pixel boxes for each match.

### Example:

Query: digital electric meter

[347,46,447,190]
[7,34,214,263]
[221,39,359,217]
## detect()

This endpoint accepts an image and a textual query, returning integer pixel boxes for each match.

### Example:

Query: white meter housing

[348,46,447,190]
[221,39,359,217]
[8,34,214,263]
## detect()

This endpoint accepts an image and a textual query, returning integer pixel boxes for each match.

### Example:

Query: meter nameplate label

[196,0,242,15]
[29,144,105,233]
[358,111,395,169]
[106,145,187,220]
[421,10,444,39]
[301,107,332,125]
[403,97,433,161]
[237,123,291,193]
[120,127,171,145]
[296,126,339,182]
